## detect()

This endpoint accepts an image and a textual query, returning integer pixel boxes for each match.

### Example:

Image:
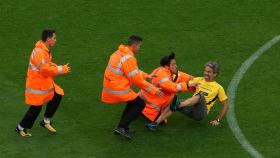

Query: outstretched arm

[123,58,164,97]
[210,99,229,126]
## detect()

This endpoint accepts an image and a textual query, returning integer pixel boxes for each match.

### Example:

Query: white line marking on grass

[227,35,280,158]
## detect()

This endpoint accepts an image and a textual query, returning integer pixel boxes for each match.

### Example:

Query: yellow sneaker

[15,127,32,137]
[40,120,57,133]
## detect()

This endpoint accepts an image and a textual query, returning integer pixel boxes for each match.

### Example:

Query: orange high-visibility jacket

[141,67,193,121]
[25,40,69,106]
[101,44,157,104]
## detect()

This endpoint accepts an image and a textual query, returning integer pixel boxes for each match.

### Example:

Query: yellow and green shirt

[189,77,228,112]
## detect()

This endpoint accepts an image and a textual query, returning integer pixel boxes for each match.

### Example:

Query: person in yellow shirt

[146,61,229,130]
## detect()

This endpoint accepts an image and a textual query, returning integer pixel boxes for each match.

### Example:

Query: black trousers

[19,92,62,129]
[117,96,146,129]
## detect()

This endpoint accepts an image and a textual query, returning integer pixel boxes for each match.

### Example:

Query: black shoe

[117,128,135,135]
[170,95,180,112]
[114,127,132,140]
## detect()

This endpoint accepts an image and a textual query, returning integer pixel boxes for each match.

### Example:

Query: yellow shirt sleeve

[218,85,228,102]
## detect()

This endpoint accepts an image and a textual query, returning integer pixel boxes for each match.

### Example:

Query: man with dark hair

[15,29,71,137]
[42,29,56,42]
[141,53,196,123]
[101,35,164,139]
[127,35,143,46]
[146,61,229,130]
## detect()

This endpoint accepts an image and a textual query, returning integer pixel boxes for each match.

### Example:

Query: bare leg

[179,95,200,108]
[155,105,173,124]
[155,95,201,125]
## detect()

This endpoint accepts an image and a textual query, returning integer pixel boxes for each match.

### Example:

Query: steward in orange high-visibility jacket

[101,35,164,139]
[141,53,194,122]
[16,29,71,137]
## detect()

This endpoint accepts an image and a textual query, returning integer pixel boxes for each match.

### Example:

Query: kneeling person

[141,53,194,123]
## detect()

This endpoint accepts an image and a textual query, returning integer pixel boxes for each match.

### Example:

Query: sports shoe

[170,95,180,111]
[15,126,32,137]
[40,120,56,133]
[114,127,132,140]
[145,122,158,131]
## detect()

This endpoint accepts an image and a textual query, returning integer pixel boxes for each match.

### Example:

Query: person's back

[102,44,152,103]
[102,45,135,103]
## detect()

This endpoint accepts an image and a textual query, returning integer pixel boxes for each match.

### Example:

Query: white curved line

[226,35,280,158]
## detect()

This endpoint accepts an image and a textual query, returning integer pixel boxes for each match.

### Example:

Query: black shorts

[178,93,208,121]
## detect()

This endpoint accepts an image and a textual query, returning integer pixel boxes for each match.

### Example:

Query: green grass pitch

[0,0,280,157]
